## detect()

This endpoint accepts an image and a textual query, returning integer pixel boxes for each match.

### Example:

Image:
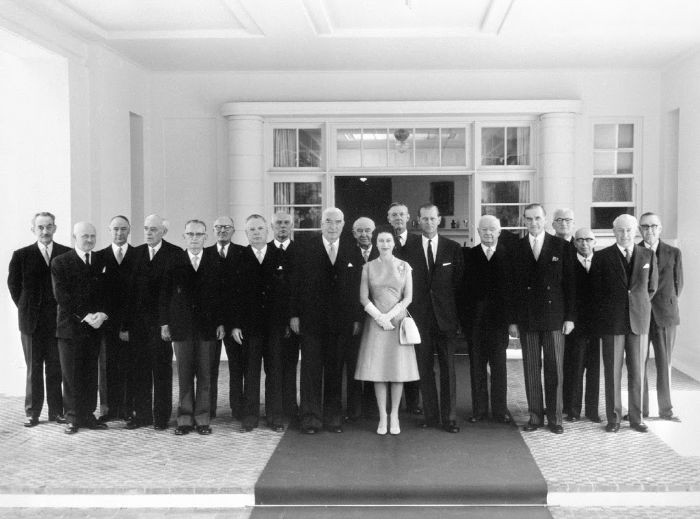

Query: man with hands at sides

[51,222,109,434]
[160,220,224,436]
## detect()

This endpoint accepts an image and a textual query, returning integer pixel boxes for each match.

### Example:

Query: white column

[226,115,264,243]
[538,113,576,216]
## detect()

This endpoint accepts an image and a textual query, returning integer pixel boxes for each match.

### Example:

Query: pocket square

[277,265,284,270]
[643,263,650,269]
[348,262,353,267]
[552,256,559,262]
[442,262,451,266]
[102,266,107,273]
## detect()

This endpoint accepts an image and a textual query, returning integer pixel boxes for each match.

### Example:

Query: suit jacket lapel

[613,247,629,287]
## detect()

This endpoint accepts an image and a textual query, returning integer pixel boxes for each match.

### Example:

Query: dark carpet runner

[252,356,550,517]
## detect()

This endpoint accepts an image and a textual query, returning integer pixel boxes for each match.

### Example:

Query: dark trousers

[602,333,645,425]
[299,325,351,429]
[58,334,100,426]
[415,318,458,425]
[344,333,364,420]
[643,319,676,417]
[242,329,284,428]
[563,331,600,419]
[403,381,421,411]
[130,325,173,426]
[521,330,565,426]
[469,327,508,419]
[173,338,213,427]
[211,335,245,418]
[21,316,62,419]
[280,332,300,419]
[98,328,129,419]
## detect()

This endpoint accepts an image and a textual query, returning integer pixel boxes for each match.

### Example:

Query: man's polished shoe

[549,424,564,434]
[495,415,513,424]
[605,423,620,433]
[522,422,540,432]
[270,424,285,433]
[622,413,648,421]
[174,425,192,436]
[443,421,460,433]
[125,420,141,430]
[85,420,108,430]
[154,422,168,431]
[196,425,212,435]
[468,415,486,423]
[24,417,39,428]
[409,407,423,416]
[324,425,343,433]
[565,415,580,422]
[64,424,79,434]
[49,414,67,424]
[586,414,602,423]
[660,414,681,422]
[631,422,648,433]
[300,426,318,435]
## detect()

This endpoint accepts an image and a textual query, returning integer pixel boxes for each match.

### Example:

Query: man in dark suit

[51,222,109,434]
[160,220,224,436]
[269,211,300,422]
[404,203,465,433]
[122,214,180,430]
[290,207,363,434]
[233,215,288,432]
[562,227,601,423]
[639,212,683,421]
[591,214,657,433]
[552,208,575,245]
[344,217,378,422]
[8,212,70,427]
[207,215,245,420]
[509,203,575,434]
[387,202,421,415]
[463,215,512,424]
[96,215,136,422]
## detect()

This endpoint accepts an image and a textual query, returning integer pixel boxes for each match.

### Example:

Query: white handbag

[399,310,421,345]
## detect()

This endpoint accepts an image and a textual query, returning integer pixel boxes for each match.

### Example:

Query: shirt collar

[75,247,91,262]
[150,241,163,254]
[322,236,338,250]
[37,241,53,255]
[617,244,633,255]
[481,243,496,254]
[274,239,291,250]
[252,244,268,257]
[112,243,127,255]
[398,230,408,244]
[218,242,229,254]
[577,252,593,263]
[187,250,202,262]
[529,233,543,247]
[644,241,658,252]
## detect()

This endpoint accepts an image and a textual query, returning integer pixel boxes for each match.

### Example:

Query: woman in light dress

[355,230,419,435]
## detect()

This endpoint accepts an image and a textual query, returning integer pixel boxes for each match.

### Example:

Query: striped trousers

[602,333,646,425]
[521,330,565,426]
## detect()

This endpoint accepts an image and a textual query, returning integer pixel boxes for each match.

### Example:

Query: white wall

[661,49,700,380]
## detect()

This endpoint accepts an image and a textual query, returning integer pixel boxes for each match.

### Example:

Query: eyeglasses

[185,232,206,238]
[214,225,233,231]
[575,238,595,243]
[554,218,574,224]
[640,224,659,230]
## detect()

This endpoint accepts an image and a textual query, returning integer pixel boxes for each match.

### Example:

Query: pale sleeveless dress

[354,258,420,382]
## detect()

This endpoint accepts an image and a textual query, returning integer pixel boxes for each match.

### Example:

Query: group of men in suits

[9,204,683,437]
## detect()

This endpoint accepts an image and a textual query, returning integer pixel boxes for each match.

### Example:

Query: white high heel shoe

[377,417,388,435]
[390,414,400,435]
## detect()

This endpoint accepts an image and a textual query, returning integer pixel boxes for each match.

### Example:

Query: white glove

[365,302,394,331]
[364,302,383,319]
[385,303,404,321]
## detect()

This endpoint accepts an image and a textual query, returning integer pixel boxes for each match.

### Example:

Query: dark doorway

[335,176,392,237]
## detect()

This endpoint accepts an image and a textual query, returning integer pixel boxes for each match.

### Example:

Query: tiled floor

[1,358,699,518]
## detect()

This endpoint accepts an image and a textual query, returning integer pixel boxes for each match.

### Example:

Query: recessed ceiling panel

[61,0,245,31]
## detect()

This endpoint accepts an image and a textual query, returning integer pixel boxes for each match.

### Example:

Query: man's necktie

[116,247,123,265]
[583,257,590,272]
[625,248,631,264]
[532,237,541,261]
[219,246,225,259]
[192,255,199,271]
[328,242,336,265]
[42,247,50,266]
[256,249,264,264]
[149,247,155,261]
[486,247,493,261]
[427,239,435,272]
[362,249,369,263]
[85,253,90,266]
[279,243,284,251]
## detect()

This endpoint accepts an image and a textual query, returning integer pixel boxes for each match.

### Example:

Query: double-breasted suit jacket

[641,239,683,418]
[290,235,363,429]
[404,234,464,426]
[51,250,107,426]
[8,240,70,419]
[591,243,657,426]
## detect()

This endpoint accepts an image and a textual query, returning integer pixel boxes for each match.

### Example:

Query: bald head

[144,214,167,247]
[352,217,375,249]
[73,222,97,253]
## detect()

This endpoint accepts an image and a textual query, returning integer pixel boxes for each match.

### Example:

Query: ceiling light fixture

[393,128,411,154]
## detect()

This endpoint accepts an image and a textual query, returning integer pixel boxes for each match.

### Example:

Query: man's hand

[161,324,171,341]
[508,324,519,339]
[290,317,300,335]
[562,321,575,335]
[119,330,129,342]
[216,325,225,340]
[232,328,244,345]
[352,321,362,336]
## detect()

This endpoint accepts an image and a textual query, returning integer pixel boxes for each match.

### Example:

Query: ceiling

[15,0,700,71]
